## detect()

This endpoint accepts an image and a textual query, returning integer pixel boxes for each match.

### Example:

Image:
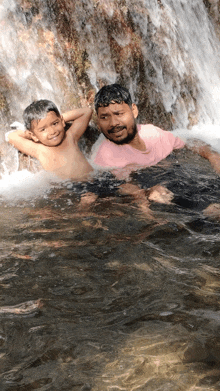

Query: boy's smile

[31,111,65,147]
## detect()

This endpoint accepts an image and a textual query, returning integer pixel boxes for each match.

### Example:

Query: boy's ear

[132,103,138,119]
[26,130,39,143]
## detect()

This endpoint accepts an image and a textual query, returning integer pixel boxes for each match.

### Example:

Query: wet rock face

[204,0,220,21]
[0,0,220,135]
[204,0,220,37]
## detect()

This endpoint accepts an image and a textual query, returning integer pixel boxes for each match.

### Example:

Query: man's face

[97,102,138,144]
[30,111,65,147]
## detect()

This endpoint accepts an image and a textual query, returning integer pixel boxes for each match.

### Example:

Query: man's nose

[109,115,120,128]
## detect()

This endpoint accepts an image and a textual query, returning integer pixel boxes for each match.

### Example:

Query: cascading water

[0,0,220,173]
[0,0,80,118]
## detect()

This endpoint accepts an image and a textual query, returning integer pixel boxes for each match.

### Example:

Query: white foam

[173,123,220,153]
[0,170,60,203]
[10,122,25,130]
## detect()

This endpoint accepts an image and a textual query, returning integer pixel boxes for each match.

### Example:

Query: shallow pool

[0,150,220,391]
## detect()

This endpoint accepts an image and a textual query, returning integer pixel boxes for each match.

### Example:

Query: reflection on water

[0,151,220,391]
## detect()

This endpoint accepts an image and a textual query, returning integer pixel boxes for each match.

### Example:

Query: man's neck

[128,132,146,151]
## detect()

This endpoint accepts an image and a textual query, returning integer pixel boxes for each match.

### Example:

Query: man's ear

[132,103,139,119]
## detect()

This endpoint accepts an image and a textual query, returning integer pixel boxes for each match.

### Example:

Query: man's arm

[6,129,39,158]
[185,138,220,174]
[63,107,92,141]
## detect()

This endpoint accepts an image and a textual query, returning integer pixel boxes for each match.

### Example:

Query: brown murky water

[0,150,220,391]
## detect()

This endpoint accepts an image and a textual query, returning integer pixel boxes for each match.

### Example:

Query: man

[91,84,220,175]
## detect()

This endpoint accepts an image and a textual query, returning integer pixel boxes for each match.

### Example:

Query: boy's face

[30,111,65,147]
[97,102,138,144]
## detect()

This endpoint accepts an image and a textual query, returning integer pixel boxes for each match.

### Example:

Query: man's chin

[109,133,137,145]
[112,137,132,145]
[106,125,137,145]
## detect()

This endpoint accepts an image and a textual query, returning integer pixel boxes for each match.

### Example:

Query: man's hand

[119,183,174,204]
[147,185,174,204]
[203,203,220,220]
[186,138,220,174]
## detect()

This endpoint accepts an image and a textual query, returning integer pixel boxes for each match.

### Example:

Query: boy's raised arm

[63,107,92,141]
[6,129,39,158]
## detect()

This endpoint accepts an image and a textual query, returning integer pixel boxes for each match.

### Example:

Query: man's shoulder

[91,135,127,167]
[91,135,121,155]
[138,124,164,138]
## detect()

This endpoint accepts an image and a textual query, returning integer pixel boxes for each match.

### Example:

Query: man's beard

[106,123,138,145]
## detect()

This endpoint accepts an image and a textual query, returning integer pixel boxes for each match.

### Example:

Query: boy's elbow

[7,135,18,148]
[5,130,26,148]
[5,131,14,144]
[7,135,16,146]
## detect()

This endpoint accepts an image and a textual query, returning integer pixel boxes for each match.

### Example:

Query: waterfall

[0,0,80,121]
[0,0,220,175]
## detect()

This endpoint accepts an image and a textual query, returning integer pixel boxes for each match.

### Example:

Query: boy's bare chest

[39,140,80,170]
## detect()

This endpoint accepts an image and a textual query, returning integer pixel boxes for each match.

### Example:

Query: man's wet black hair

[23,99,61,130]
[94,84,133,113]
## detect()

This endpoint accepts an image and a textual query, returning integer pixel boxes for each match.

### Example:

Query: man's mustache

[109,126,126,134]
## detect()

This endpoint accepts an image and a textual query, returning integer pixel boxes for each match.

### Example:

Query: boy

[6,100,93,180]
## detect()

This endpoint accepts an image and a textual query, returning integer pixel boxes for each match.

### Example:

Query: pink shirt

[92,124,185,168]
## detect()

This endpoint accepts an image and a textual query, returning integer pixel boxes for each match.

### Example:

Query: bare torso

[37,133,93,180]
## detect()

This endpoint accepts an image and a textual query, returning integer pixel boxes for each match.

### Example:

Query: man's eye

[53,121,59,125]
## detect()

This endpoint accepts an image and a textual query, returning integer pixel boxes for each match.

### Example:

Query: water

[1,0,220,389]
[1,0,220,133]
[0,151,220,390]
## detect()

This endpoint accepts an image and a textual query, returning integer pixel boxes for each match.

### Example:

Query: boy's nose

[48,126,56,135]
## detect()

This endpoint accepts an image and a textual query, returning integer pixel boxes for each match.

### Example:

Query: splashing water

[0,169,60,204]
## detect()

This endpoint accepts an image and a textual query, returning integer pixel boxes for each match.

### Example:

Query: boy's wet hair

[94,84,133,113]
[23,100,60,130]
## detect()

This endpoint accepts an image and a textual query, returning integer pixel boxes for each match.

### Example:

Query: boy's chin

[47,140,63,147]
[46,135,65,146]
